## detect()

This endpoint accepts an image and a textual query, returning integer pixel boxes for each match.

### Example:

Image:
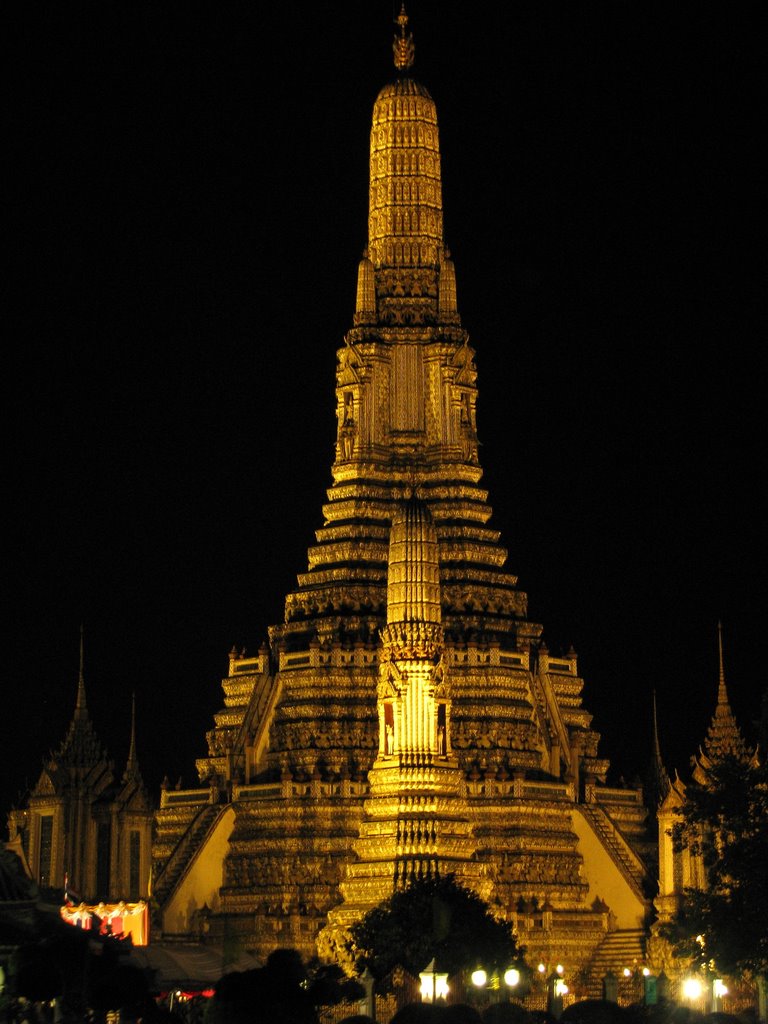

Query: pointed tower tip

[393,3,415,71]
[648,689,671,806]
[717,620,728,706]
[75,623,88,718]
[700,622,752,765]
[123,691,140,784]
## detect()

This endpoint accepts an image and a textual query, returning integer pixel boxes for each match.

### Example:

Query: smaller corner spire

[393,3,415,71]
[75,623,88,719]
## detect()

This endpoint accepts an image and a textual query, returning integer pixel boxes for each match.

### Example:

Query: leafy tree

[663,755,768,977]
[348,876,523,991]
[205,947,363,1024]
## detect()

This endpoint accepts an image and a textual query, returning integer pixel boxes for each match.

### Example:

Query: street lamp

[683,977,703,1002]
[504,968,521,989]
[420,958,449,1003]
[471,965,522,1003]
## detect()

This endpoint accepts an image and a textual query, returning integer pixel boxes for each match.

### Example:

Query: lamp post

[682,975,704,1011]
[359,967,375,1020]
[641,967,658,1006]
[420,958,449,1004]
[537,962,567,1020]
[712,978,728,1013]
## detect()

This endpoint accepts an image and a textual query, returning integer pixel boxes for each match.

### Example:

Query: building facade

[6,633,152,909]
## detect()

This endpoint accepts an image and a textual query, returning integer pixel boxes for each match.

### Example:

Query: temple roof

[693,623,752,781]
[54,628,108,772]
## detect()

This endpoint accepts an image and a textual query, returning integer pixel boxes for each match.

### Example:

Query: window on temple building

[437,703,447,754]
[129,830,141,900]
[673,849,683,891]
[18,820,30,861]
[39,815,53,887]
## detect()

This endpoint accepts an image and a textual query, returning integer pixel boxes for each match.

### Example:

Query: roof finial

[717,620,728,706]
[75,623,88,719]
[644,690,670,810]
[652,690,663,761]
[393,3,415,71]
[123,691,140,783]
[696,620,752,766]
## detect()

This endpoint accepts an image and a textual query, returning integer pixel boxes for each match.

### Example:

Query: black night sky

[6,2,764,819]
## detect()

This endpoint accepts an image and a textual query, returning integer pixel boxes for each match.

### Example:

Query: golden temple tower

[153,11,652,976]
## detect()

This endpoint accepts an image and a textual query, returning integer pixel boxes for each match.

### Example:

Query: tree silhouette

[663,754,768,977]
[348,876,523,991]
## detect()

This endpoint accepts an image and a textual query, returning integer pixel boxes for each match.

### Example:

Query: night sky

[6,2,764,820]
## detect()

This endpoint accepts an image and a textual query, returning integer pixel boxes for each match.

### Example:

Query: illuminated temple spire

[381,496,443,659]
[183,11,642,970]
[700,622,751,764]
[57,626,105,770]
[369,20,445,323]
[279,6,529,641]
[321,498,483,951]
[691,623,752,786]
[380,498,444,755]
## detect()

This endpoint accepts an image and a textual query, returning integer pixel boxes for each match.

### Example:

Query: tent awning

[127,944,260,990]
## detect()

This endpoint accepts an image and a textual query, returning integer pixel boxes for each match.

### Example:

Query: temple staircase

[153,803,225,906]
[583,928,647,999]
[579,804,647,902]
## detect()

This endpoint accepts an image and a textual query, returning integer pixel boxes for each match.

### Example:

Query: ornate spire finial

[717,620,728,706]
[652,690,662,760]
[123,691,140,783]
[648,689,671,806]
[393,3,415,71]
[75,623,88,718]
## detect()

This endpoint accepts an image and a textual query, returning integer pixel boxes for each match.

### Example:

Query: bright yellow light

[555,980,569,996]
[504,968,521,988]
[642,968,651,977]
[420,977,434,1002]
[471,969,488,987]
[556,964,564,975]
[683,978,703,1000]
[623,968,631,977]
[714,980,728,998]
[538,963,546,974]
[435,975,449,1000]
